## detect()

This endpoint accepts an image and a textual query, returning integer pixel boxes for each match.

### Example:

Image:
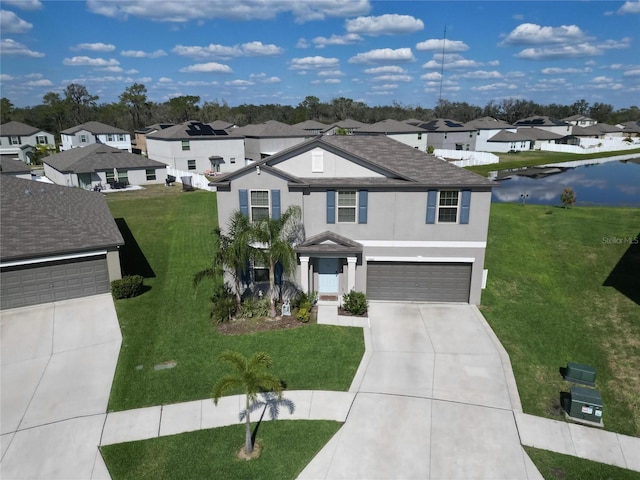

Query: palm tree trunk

[268,257,277,318]
[245,395,253,454]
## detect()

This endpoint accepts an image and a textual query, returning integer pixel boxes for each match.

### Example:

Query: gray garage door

[1,256,110,310]
[366,262,471,303]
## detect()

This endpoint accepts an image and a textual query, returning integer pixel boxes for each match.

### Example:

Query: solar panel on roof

[444,120,464,128]
[186,122,216,136]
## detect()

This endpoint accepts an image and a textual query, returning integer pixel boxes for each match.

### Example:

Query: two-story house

[230,120,310,162]
[293,120,329,135]
[211,135,494,305]
[354,119,428,150]
[60,121,132,152]
[146,120,244,174]
[0,121,56,164]
[412,119,478,151]
[322,119,367,136]
[466,117,516,152]
[133,123,175,156]
[513,116,572,136]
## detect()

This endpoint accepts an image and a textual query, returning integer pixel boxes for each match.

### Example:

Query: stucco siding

[274,147,386,178]
[387,132,428,150]
[147,137,245,174]
[244,137,308,162]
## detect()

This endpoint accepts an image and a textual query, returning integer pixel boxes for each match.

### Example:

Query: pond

[491,157,640,207]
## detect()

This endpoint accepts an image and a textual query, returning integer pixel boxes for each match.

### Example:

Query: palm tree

[251,205,302,317]
[194,211,255,310]
[212,351,282,455]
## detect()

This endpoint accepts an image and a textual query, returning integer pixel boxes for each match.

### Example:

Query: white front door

[318,258,339,293]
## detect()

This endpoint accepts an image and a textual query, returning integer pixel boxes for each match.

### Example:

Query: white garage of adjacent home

[0,175,124,310]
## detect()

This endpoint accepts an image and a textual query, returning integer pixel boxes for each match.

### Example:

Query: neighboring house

[146,120,245,174]
[563,115,597,127]
[466,117,516,152]
[516,127,563,149]
[486,130,534,153]
[0,121,55,164]
[322,119,367,136]
[43,144,167,190]
[230,120,310,162]
[211,135,494,305]
[413,119,478,151]
[620,121,640,137]
[0,157,32,179]
[60,121,132,152]
[353,119,428,150]
[294,119,329,135]
[514,116,572,136]
[591,123,624,138]
[0,175,124,310]
[133,123,174,156]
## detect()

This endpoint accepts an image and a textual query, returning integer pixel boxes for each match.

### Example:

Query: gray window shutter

[460,190,471,224]
[239,189,249,217]
[358,190,368,224]
[326,190,335,224]
[426,190,437,224]
[271,189,281,220]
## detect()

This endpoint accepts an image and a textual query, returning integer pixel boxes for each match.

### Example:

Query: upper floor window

[182,140,190,151]
[36,135,47,144]
[418,133,422,140]
[438,190,460,223]
[250,190,270,222]
[10,136,20,145]
[107,134,115,142]
[118,134,125,141]
[337,191,357,223]
[80,135,87,143]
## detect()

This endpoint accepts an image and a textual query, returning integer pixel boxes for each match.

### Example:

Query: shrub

[342,290,368,316]
[210,284,237,323]
[238,296,270,318]
[111,275,144,299]
[427,145,435,154]
[296,307,310,323]
[560,187,576,208]
[292,291,317,309]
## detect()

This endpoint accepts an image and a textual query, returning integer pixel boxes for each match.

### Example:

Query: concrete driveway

[300,303,542,480]
[1,294,121,480]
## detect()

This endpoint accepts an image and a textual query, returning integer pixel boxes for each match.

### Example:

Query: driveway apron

[299,303,541,480]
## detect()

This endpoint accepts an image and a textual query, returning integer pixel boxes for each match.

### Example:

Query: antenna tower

[438,26,446,104]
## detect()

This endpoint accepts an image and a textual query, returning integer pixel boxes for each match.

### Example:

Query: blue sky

[1,0,639,110]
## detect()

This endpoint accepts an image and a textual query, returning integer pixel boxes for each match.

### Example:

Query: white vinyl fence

[541,138,640,154]
[434,149,499,167]
[166,166,216,192]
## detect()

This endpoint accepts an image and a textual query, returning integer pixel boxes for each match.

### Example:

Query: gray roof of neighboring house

[212,134,494,188]
[0,157,31,174]
[620,121,640,133]
[403,118,426,126]
[514,116,569,127]
[571,125,604,136]
[354,119,426,134]
[563,114,595,123]
[61,121,129,135]
[146,120,232,140]
[230,120,309,138]
[516,127,564,140]
[135,123,175,134]
[44,144,166,174]
[414,118,474,132]
[0,175,124,262]
[466,117,514,130]
[487,130,532,142]
[322,119,367,132]
[592,123,623,134]
[293,119,329,130]
[209,120,236,130]
[0,121,45,137]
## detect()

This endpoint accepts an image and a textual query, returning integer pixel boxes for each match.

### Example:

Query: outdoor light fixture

[256,165,261,175]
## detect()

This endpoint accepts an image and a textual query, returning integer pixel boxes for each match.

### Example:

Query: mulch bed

[216,307,317,335]
[337,307,368,317]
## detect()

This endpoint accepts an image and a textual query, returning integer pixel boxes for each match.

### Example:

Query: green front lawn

[101,421,341,480]
[525,447,639,480]
[106,186,364,411]
[482,203,640,436]
[466,148,640,177]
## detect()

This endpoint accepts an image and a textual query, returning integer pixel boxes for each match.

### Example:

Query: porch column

[300,256,310,293]
[347,256,357,292]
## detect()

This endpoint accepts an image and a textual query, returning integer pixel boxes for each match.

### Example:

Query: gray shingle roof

[135,123,175,134]
[0,121,43,137]
[414,119,474,132]
[230,120,309,138]
[621,121,640,134]
[466,117,514,130]
[146,121,231,140]
[61,121,129,135]
[488,130,531,142]
[514,116,569,127]
[0,175,124,261]
[44,144,166,174]
[355,119,426,134]
[0,157,31,174]
[293,120,329,130]
[516,127,564,140]
[322,119,367,132]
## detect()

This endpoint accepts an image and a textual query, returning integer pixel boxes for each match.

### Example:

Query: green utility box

[568,386,603,424]
[564,362,596,386]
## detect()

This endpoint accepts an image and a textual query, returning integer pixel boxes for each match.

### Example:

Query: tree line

[2,82,638,138]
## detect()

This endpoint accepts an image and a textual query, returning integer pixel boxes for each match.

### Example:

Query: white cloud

[2,0,41,10]
[363,66,406,74]
[224,80,255,86]
[618,1,640,14]
[179,62,233,73]
[0,38,44,57]
[98,66,124,73]
[415,38,469,52]
[420,72,441,80]
[345,14,424,36]
[593,76,613,83]
[296,38,310,49]
[371,84,398,90]
[349,48,415,64]
[250,73,281,83]
[502,23,588,45]
[0,74,14,81]
[121,49,167,58]
[516,44,602,60]
[318,69,344,77]
[71,42,116,52]
[25,79,52,87]
[461,70,503,79]
[289,56,340,70]
[87,0,370,23]
[312,33,362,48]
[371,74,412,82]
[172,41,282,59]
[542,67,591,74]
[471,82,518,92]
[623,69,640,77]
[0,10,33,33]
[422,54,480,69]
[325,78,341,84]
[63,56,120,66]
[158,77,173,83]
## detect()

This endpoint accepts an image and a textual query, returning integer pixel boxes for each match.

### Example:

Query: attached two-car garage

[366,261,472,303]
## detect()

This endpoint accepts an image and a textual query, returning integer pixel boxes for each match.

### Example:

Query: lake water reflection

[491,158,640,207]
